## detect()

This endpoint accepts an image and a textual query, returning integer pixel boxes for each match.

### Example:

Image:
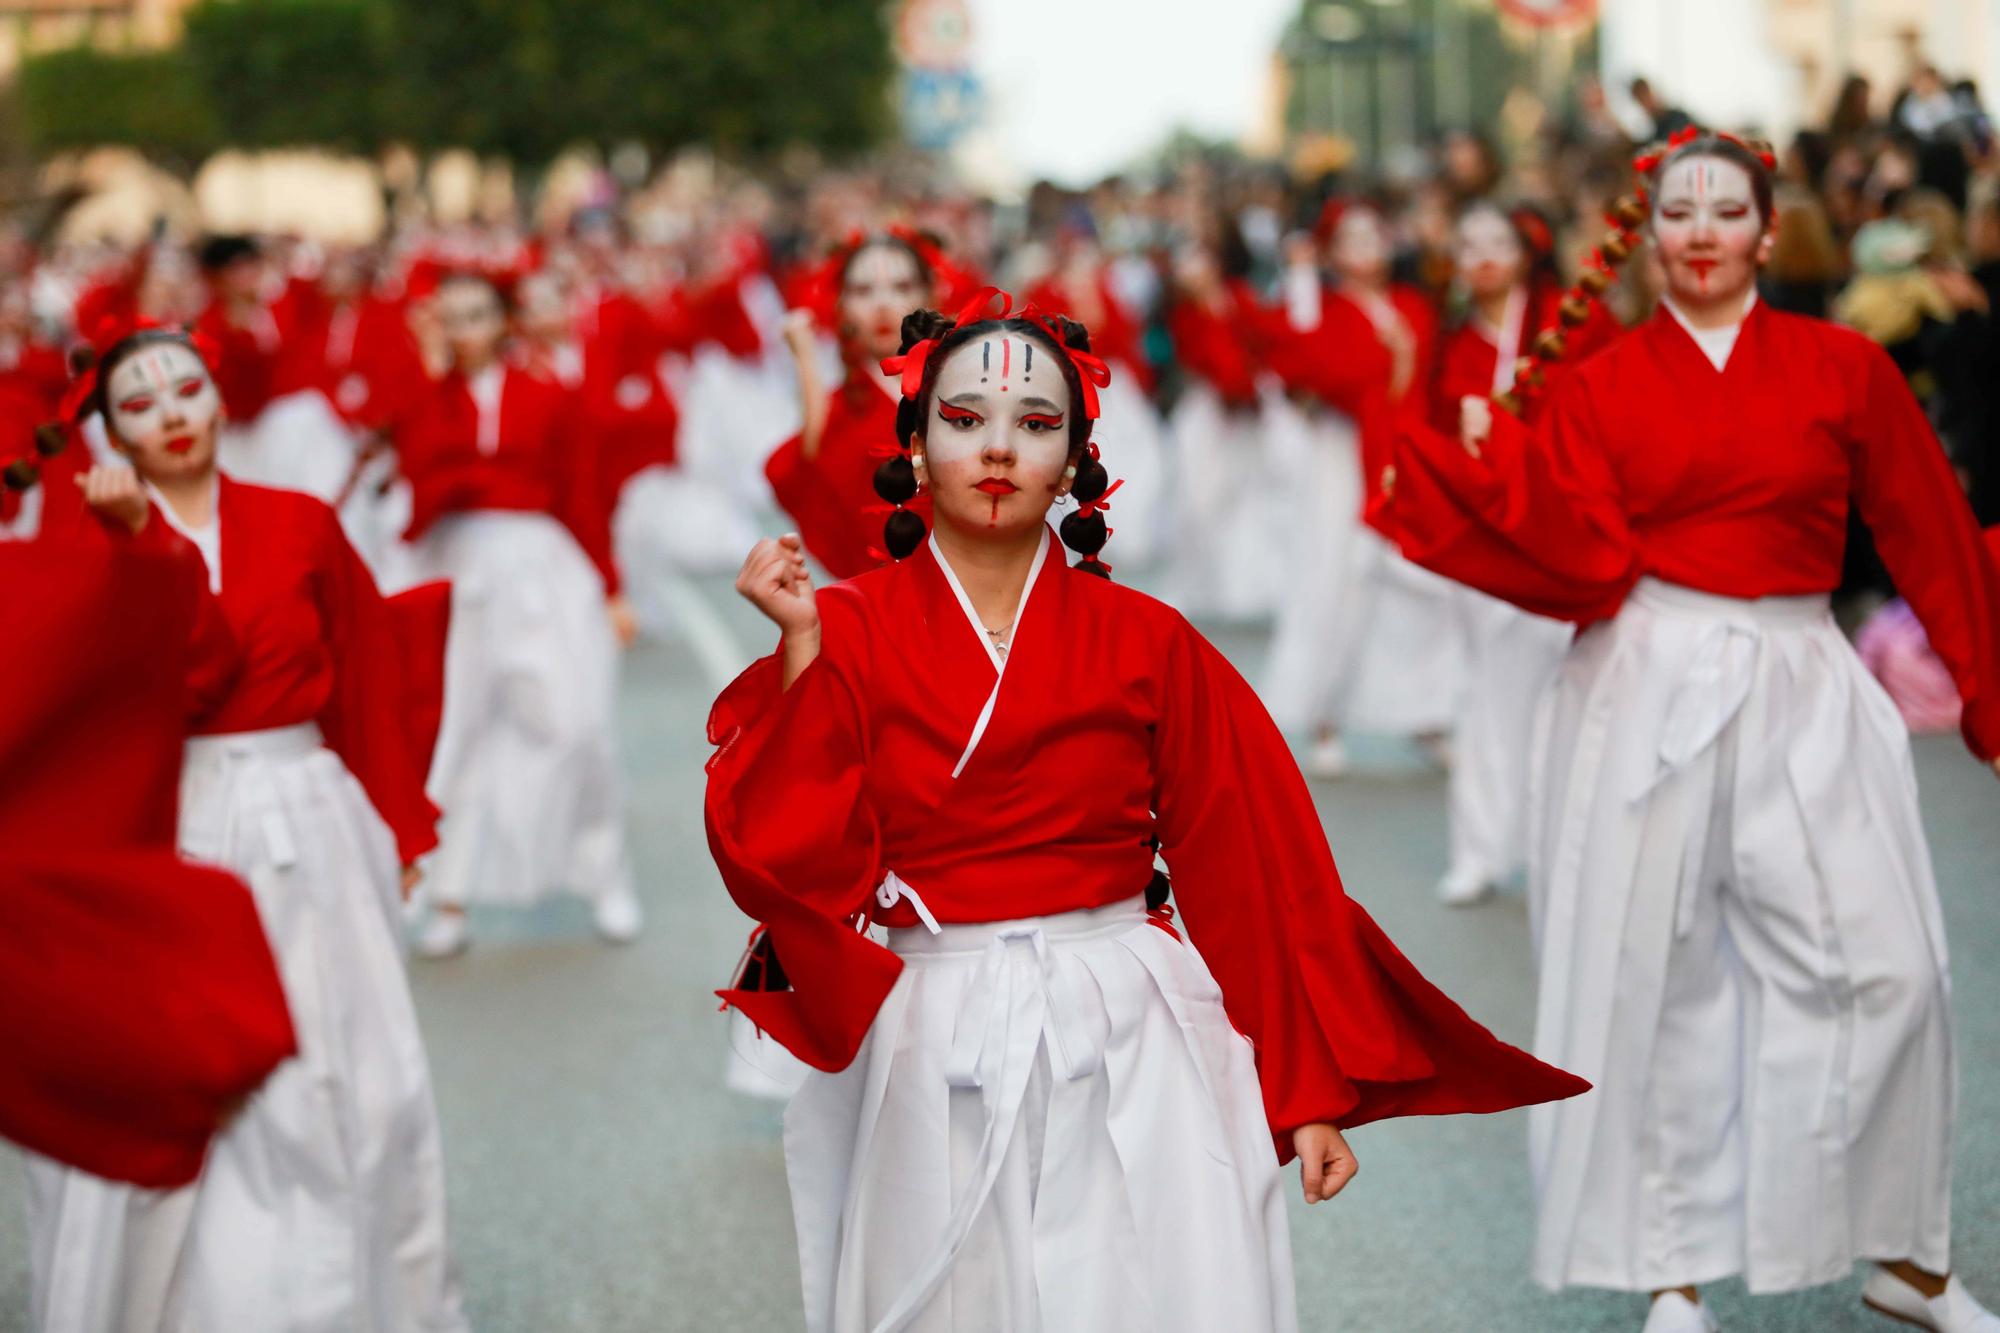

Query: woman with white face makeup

[1425,204,1624,907]
[397,271,643,956]
[22,324,469,1333]
[1379,133,2000,1332]
[763,233,937,580]
[707,289,1587,1332]
[1260,202,1458,779]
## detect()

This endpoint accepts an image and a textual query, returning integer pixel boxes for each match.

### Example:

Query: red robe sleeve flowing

[0,540,295,1188]
[1150,617,1588,1155]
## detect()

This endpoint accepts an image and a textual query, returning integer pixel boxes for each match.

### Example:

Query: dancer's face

[1330,211,1391,284]
[1653,155,1771,306]
[105,341,222,484]
[436,278,507,371]
[920,333,1074,543]
[1454,209,1526,301]
[839,244,930,364]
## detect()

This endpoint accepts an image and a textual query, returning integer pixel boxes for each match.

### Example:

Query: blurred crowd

[5,58,1997,592]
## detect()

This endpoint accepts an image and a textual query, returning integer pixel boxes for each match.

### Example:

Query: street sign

[901,68,982,151]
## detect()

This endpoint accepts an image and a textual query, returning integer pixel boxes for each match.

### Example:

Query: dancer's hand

[781,308,819,360]
[1294,1122,1357,1204]
[1459,396,1491,459]
[82,464,149,534]
[607,594,639,648]
[738,535,821,687]
[400,864,423,900]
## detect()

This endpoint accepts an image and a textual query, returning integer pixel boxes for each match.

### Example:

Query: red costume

[764,377,929,581]
[706,539,1587,1154]
[396,363,620,593]
[0,536,294,1188]
[1166,285,1263,409]
[1428,283,1622,434]
[271,288,428,434]
[1379,303,2000,760]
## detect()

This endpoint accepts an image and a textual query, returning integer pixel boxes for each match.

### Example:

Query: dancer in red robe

[1377,131,2000,1333]
[709,290,1586,1331]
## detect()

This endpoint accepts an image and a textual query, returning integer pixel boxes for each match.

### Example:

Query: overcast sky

[959,0,1300,184]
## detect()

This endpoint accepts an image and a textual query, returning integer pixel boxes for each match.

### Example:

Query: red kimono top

[272,290,428,434]
[1,536,295,1188]
[1166,287,1262,409]
[1428,281,1622,435]
[197,287,303,424]
[706,535,1587,1158]
[764,376,930,581]
[396,362,620,593]
[1378,302,2000,761]
[176,476,445,863]
[569,287,682,506]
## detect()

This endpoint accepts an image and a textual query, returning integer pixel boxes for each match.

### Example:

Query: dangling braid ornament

[874,287,1121,577]
[1493,124,1775,415]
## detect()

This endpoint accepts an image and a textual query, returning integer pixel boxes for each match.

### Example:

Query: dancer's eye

[1020,414,1064,433]
[938,402,983,429]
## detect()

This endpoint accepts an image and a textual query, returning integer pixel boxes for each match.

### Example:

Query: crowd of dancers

[6,77,2000,1333]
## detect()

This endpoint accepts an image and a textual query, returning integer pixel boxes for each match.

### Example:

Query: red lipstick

[974,477,1018,495]
[165,436,196,455]
[1685,258,1719,275]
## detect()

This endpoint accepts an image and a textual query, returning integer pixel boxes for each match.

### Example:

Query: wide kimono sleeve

[703,590,903,1071]
[312,503,444,863]
[552,387,624,596]
[764,423,871,582]
[1150,615,1588,1159]
[1843,336,2000,760]
[1371,372,1643,623]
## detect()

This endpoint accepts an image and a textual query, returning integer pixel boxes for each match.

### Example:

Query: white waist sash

[183,722,325,869]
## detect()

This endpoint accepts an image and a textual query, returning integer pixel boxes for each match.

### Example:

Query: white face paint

[1330,211,1391,281]
[1454,209,1526,300]
[839,244,930,364]
[1652,154,1768,306]
[922,333,1074,541]
[105,341,222,480]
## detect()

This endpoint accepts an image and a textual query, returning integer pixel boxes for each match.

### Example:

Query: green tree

[180,0,394,152]
[16,47,220,160]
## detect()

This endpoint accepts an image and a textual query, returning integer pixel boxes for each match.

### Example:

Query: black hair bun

[1059,508,1107,557]
[898,308,955,354]
[873,454,917,505]
[68,344,96,377]
[1073,557,1112,580]
[883,507,927,559]
[33,423,66,457]
[1049,314,1093,353]
[1069,456,1109,505]
[3,458,39,491]
[1144,870,1171,911]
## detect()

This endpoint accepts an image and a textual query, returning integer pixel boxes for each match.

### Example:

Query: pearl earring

[1063,464,1077,479]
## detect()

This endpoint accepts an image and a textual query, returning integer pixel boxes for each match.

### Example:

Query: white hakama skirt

[215,391,358,504]
[412,510,632,909]
[1259,403,1362,735]
[1164,383,1275,621]
[26,723,467,1333]
[784,896,1295,1333]
[1527,579,1955,1294]
[1443,591,1572,889]
[1091,366,1168,571]
[612,462,765,640]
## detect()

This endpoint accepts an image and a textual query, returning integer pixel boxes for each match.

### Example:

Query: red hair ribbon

[1077,476,1123,518]
[1716,130,1778,171]
[1668,124,1700,148]
[879,286,1013,399]
[1015,304,1113,420]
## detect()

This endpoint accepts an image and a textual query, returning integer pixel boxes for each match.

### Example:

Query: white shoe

[414,910,470,959]
[593,885,645,944]
[1643,1292,1719,1333]
[1303,736,1350,780]
[1436,868,1495,907]
[1863,1267,2000,1331]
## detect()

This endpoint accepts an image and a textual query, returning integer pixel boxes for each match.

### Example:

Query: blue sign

[902,68,982,151]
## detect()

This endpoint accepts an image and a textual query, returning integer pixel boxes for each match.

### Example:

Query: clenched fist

[82,464,150,535]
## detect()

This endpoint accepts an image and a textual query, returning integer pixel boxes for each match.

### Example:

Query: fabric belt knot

[185,722,324,870]
[943,924,1105,1090]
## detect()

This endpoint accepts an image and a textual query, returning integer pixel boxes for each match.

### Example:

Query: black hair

[837,234,935,293]
[197,234,259,273]
[1648,132,1778,228]
[873,308,1114,578]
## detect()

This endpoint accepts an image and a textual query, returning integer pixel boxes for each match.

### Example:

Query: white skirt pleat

[25,724,467,1333]
[784,896,1294,1333]
[669,346,797,520]
[612,462,765,640]
[412,511,631,909]
[1443,590,1573,888]
[1259,407,1363,734]
[1527,578,1955,1294]
[215,391,360,503]
[1163,385,1274,621]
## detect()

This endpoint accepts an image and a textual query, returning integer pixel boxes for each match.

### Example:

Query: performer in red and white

[765,230,936,580]
[1376,131,2000,1333]
[23,321,468,1332]
[397,272,643,955]
[708,289,1588,1331]
[1425,202,1620,905]
[1260,204,1457,776]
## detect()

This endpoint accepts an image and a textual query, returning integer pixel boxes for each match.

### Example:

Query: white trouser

[1527,578,1954,1294]
[784,893,1295,1332]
